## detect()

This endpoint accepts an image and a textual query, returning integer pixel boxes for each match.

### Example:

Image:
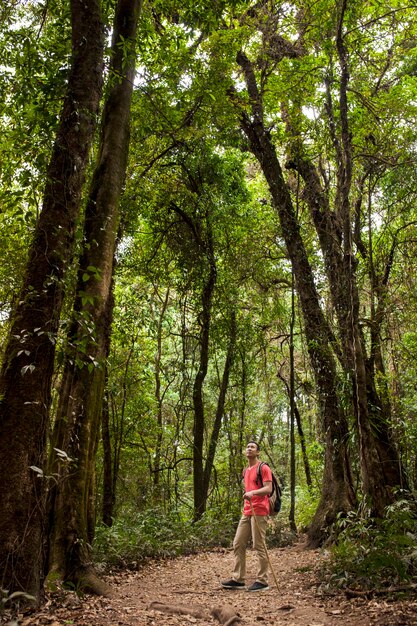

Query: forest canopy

[1,0,417,607]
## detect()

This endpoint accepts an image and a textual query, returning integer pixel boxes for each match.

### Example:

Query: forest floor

[7,539,417,626]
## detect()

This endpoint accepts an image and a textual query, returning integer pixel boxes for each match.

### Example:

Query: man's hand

[243,491,255,500]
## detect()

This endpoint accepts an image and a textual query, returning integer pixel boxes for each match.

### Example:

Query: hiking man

[221,441,272,592]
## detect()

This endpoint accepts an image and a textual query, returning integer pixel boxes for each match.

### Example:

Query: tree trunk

[295,405,313,491]
[47,0,142,594]
[192,260,217,520]
[168,202,218,520]
[0,0,104,603]
[153,288,171,490]
[278,372,313,491]
[333,2,404,513]
[202,310,236,505]
[289,273,297,533]
[235,51,355,544]
[101,383,114,527]
[285,102,406,516]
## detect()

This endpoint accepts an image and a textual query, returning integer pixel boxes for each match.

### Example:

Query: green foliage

[3,0,417,575]
[294,485,321,530]
[0,0,72,336]
[326,499,417,590]
[266,516,298,549]
[93,506,237,567]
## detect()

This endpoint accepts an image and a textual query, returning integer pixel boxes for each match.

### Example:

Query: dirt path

[14,541,417,625]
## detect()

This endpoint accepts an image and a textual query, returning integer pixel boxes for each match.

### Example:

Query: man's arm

[244,480,272,499]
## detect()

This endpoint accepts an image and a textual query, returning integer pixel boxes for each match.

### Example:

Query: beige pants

[231,514,269,585]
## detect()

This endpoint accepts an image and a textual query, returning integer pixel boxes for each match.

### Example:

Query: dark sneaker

[247,581,269,592]
[221,579,245,589]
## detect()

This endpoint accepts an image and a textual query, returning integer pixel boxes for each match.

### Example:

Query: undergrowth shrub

[93,506,237,568]
[266,517,297,547]
[263,486,295,547]
[294,485,321,531]
[192,508,237,548]
[325,497,417,590]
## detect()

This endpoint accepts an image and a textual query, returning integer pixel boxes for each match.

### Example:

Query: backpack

[243,462,282,516]
[257,462,282,516]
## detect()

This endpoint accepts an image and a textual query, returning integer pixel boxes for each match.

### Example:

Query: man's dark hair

[247,440,260,451]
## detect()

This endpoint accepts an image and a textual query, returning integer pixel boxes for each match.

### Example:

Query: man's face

[245,442,259,459]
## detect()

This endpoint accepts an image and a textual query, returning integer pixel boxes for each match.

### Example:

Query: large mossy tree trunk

[332,2,405,512]
[47,0,142,594]
[235,51,356,545]
[288,153,404,515]
[282,3,406,515]
[0,0,104,603]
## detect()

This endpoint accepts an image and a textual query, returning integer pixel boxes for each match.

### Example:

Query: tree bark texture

[0,0,104,602]
[47,0,142,594]
[235,51,355,544]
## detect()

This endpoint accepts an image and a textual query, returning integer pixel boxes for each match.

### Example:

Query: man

[221,441,272,592]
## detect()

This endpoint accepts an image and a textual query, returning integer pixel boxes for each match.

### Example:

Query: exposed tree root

[148,601,209,619]
[67,565,112,597]
[211,605,242,625]
[345,583,417,598]
[148,601,242,625]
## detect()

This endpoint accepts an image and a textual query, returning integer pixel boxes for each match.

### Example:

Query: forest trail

[17,540,417,626]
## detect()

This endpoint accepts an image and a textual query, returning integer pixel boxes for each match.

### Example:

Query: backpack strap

[257,462,278,498]
[256,461,266,487]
